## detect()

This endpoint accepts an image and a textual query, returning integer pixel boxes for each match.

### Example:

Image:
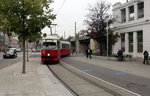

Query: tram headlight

[47,53,50,56]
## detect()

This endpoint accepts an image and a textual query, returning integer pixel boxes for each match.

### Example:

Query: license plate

[6,54,10,56]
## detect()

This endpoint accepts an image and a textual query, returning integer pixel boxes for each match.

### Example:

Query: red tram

[41,35,71,63]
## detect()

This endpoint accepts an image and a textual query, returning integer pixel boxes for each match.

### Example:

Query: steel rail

[59,62,121,96]
[47,64,78,96]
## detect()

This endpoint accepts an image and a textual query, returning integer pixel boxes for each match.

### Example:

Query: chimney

[127,0,128,2]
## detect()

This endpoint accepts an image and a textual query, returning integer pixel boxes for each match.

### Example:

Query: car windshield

[6,49,14,53]
[42,42,57,50]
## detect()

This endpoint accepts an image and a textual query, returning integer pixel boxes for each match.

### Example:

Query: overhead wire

[51,0,66,35]
[56,0,66,15]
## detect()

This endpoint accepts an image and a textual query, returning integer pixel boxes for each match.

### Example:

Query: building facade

[113,0,150,57]
[0,31,21,51]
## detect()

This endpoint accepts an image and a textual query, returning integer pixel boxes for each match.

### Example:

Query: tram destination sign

[45,39,53,42]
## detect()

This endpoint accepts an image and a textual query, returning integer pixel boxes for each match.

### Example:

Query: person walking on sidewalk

[85,48,92,59]
[143,50,149,64]
[117,49,123,61]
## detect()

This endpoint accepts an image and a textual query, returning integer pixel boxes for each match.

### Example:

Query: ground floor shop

[113,22,150,57]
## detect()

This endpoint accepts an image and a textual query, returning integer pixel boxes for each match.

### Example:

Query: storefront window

[121,33,125,52]
[137,31,143,52]
[129,32,133,52]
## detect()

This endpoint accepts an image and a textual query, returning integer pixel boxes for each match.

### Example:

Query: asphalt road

[0,52,24,69]
[0,52,36,69]
[61,56,150,96]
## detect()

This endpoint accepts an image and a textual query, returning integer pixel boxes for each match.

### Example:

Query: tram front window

[42,42,57,50]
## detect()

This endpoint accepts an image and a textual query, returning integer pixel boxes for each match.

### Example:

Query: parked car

[16,48,21,52]
[3,49,17,58]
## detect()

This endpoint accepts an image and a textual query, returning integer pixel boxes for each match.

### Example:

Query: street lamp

[105,16,109,57]
[74,22,77,53]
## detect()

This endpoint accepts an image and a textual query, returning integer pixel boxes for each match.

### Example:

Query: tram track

[47,62,124,96]
[47,64,78,96]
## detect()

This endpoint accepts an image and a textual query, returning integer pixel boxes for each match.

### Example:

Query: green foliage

[0,0,56,73]
[92,50,96,54]
[0,0,56,41]
[28,32,42,43]
[108,28,120,46]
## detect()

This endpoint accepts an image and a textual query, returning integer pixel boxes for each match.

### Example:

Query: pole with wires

[105,16,109,58]
[107,20,109,57]
[75,22,77,53]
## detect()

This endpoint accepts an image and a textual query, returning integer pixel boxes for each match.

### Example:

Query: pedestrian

[117,49,123,61]
[85,48,92,59]
[143,50,149,64]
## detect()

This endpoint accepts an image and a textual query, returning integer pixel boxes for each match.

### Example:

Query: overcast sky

[42,0,127,38]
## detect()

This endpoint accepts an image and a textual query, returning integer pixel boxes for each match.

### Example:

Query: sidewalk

[0,58,74,96]
[0,52,3,58]
[70,54,150,79]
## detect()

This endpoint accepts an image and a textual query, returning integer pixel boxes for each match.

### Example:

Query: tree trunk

[99,30,103,55]
[22,36,26,74]
[27,41,29,62]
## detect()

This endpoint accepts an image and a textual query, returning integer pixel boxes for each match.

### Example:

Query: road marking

[114,72,127,75]
[61,61,142,96]
[82,69,93,72]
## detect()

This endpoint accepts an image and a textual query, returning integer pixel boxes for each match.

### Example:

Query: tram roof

[42,35,60,40]
[60,41,71,44]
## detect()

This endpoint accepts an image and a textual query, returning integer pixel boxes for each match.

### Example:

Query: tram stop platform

[0,57,74,96]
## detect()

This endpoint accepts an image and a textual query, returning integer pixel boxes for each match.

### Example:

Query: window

[121,33,125,52]
[137,2,144,19]
[121,8,126,22]
[62,44,70,49]
[42,42,57,50]
[128,5,134,21]
[129,32,133,52]
[137,31,143,52]
[57,41,60,49]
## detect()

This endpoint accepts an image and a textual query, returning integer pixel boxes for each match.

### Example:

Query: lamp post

[75,22,76,53]
[106,20,109,57]
[105,16,109,57]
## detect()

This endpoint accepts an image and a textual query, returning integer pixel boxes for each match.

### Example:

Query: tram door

[57,40,61,57]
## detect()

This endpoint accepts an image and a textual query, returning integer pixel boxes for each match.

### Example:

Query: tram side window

[57,41,60,49]
[42,42,57,50]
[62,44,69,49]
[62,44,65,49]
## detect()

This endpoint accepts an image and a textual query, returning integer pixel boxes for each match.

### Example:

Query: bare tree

[85,0,111,55]
[66,35,74,42]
